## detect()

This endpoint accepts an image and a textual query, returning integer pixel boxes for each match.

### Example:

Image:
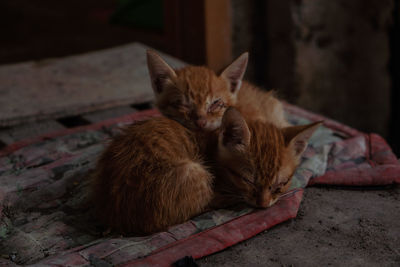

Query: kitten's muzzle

[196,118,207,129]
[257,189,275,208]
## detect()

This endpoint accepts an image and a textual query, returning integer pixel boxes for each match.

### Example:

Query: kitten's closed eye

[271,179,290,194]
[272,187,282,194]
[208,99,225,113]
[171,100,190,112]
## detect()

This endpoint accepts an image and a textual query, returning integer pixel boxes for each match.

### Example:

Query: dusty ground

[199,185,400,267]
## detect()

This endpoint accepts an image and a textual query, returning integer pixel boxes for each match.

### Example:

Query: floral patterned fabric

[0,108,398,266]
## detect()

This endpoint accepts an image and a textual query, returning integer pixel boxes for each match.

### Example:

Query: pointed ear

[146,50,177,95]
[219,107,250,151]
[220,52,248,94]
[282,121,323,157]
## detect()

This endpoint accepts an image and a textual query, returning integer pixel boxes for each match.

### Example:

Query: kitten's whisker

[278,188,301,199]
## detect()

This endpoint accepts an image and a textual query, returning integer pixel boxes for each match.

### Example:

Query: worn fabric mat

[0,105,398,266]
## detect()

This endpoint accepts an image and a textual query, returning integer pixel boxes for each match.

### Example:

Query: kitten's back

[92,117,213,234]
[237,81,289,128]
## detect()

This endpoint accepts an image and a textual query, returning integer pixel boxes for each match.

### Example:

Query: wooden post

[204,0,232,72]
[164,0,232,71]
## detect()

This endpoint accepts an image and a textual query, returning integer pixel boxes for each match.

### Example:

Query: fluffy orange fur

[212,108,321,208]
[237,81,289,128]
[145,50,296,207]
[150,65,235,131]
[92,117,213,234]
[92,109,320,234]
[146,50,289,131]
[92,51,321,235]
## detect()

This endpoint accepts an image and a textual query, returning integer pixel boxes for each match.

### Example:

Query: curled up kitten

[212,108,321,208]
[92,108,320,235]
[92,117,213,235]
[146,50,289,131]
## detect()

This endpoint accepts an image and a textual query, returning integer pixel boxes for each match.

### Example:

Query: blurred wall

[0,0,396,142]
[233,0,394,138]
[231,0,256,81]
[292,0,393,137]
[389,0,400,154]
[0,0,140,64]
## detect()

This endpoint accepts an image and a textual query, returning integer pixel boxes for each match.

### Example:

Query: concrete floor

[199,186,400,266]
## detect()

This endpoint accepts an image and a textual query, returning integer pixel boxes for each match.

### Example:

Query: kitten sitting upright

[146,50,289,131]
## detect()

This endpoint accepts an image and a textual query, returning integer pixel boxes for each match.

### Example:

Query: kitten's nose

[196,118,207,128]
[257,190,271,208]
[257,198,269,208]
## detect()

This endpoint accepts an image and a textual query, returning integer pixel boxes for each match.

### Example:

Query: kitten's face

[147,50,248,131]
[155,67,235,131]
[216,108,321,208]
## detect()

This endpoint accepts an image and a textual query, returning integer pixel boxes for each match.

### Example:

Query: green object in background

[110,0,163,31]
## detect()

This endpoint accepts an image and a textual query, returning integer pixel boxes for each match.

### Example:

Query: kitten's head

[216,108,321,208]
[146,50,248,131]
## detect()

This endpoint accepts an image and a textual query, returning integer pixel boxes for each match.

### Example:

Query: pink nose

[196,118,207,128]
[257,198,269,208]
[257,190,271,208]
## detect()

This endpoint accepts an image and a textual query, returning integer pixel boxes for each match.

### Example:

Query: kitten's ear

[220,52,249,94]
[146,50,177,95]
[282,121,323,157]
[219,107,250,151]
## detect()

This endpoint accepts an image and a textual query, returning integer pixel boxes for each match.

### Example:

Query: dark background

[0,0,399,155]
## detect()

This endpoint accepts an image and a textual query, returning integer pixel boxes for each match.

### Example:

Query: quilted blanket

[0,104,398,266]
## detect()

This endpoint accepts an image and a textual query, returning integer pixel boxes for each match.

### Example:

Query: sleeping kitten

[92,117,214,235]
[92,109,320,234]
[212,108,320,208]
[146,50,289,131]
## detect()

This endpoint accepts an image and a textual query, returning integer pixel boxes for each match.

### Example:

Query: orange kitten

[92,117,214,235]
[92,109,320,234]
[212,108,320,208]
[146,50,289,131]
